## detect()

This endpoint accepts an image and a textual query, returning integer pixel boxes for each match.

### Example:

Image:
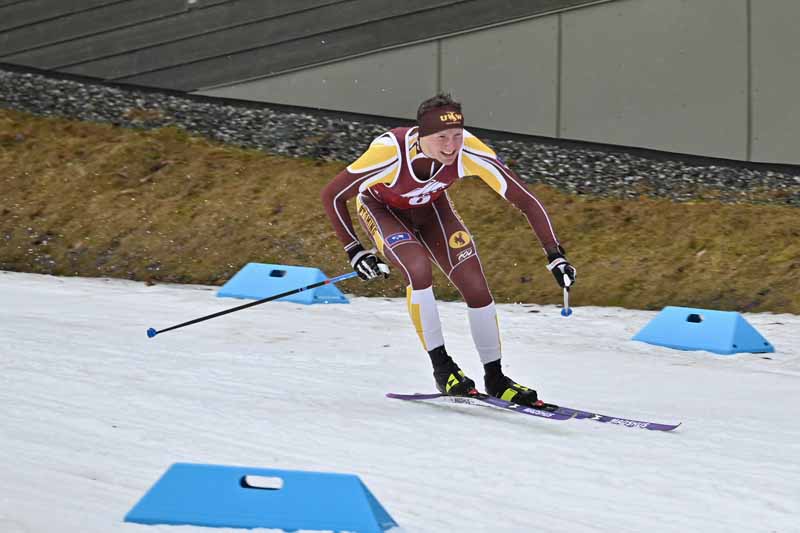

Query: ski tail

[387,392,574,421]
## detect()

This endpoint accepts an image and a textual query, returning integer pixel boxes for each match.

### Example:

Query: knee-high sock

[406,286,444,351]
[468,301,501,364]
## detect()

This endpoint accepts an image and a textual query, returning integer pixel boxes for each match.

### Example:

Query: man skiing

[321,94,576,408]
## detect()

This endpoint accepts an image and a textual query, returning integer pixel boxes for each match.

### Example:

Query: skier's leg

[418,194,547,406]
[416,194,498,361]
[356,194,442,348]
[356,194,475,395]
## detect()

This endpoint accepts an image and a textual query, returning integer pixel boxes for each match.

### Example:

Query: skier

[320,94,576,407]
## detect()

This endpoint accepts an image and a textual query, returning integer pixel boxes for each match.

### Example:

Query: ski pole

[146,271,359,338]
[561,286,573,317]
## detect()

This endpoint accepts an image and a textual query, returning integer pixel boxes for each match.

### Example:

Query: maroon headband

[418,105,464,137]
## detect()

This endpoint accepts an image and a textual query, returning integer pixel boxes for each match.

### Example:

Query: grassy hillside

[1,108,798,313]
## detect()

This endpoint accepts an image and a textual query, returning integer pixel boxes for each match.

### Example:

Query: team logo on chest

[448,231,471,249]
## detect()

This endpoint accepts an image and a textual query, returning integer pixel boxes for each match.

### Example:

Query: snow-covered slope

[1,272,798,533]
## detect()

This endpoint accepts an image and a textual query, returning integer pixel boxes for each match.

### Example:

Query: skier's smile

[420,127,463,165]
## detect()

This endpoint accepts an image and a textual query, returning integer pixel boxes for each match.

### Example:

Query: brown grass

[1,108,798,313]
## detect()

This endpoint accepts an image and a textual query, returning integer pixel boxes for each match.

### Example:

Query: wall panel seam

[746,0,752,162]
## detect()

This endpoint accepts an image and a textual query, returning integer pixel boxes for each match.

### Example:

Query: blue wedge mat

[125,463,397,532]
[218,263,348,304]
[633,306,774,355]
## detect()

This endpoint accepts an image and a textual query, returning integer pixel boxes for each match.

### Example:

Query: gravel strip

[2,67,799,206]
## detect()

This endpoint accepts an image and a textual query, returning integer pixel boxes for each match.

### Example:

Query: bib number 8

[409,194,431,206]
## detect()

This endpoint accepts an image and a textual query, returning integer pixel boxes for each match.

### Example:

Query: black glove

[348,245,390,280]
[546,247,576,289]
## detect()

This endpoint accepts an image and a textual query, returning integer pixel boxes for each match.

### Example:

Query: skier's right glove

[348,244,390,280]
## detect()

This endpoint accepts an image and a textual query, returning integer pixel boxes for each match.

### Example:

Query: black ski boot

[484,360,557,411]
[429,346,477,396]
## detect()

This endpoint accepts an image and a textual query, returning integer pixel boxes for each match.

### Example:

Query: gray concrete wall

[560,0,749,160]
[197,14,563,135]
[0,0,187,56]
[3,0,797,164]
[441,16,559,137]
[198,43,439,119]
[198,0,800,164]
[4,0,343,70]
[1,1,608,91]
[750,0,800,165]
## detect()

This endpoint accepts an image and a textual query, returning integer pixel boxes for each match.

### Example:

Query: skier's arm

[460,132,576,288]
[321,134,399,245]
[320,134,399,277]
[460,132,560,254]
[320,166,368,253]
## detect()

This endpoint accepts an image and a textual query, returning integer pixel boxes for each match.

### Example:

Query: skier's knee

[405,254,433,288]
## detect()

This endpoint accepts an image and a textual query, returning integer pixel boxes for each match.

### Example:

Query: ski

[387,393,680,431]
[555,406,681,432]
[386,392,574,421]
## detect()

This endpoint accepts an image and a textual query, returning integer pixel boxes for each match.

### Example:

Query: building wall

[3,0,797,164]
[441,16,560,137]
[750,0,800,165]
[199,43,439,120]
[197,0,800,165]
[1,0,605,91]
[561,0,748,160]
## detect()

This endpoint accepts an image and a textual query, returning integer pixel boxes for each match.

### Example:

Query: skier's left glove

[546,246,576,289]
[348,244,390,281]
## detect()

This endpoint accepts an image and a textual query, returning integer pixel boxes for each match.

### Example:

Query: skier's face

[420,128,463,165]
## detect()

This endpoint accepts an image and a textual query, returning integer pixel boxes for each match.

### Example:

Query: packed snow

[0,271,798,533]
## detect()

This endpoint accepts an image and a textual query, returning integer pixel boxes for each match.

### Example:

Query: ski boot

[429,346,477,396]
[484,373,557,411]
[434,366,477,396]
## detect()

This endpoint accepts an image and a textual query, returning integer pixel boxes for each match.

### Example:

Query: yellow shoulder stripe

[461,152,508,197]
[463,130,496,158]
[347,138,399,173]
[361,162,400,190]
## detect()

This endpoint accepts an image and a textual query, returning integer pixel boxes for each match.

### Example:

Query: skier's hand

[546,247,576,289]
[349,245,390,280]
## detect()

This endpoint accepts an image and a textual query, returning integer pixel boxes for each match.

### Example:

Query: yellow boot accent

[446,373,460,393]
[500,388,518,402]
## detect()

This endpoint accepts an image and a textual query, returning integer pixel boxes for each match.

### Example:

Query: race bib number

[408,194,431,206]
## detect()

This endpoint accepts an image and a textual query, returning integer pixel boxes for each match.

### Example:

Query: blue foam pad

[632,306,774,355]
[218,263,348,304]
[125,463,397,532]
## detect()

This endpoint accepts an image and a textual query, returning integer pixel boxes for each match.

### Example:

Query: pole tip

[561,308,573,317]
[146,328,157,338]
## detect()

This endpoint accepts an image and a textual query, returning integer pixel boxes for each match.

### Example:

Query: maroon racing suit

[321,126,561,309]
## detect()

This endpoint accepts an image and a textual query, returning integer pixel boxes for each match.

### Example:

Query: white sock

[406,286,444,351]
[468,302,502,364]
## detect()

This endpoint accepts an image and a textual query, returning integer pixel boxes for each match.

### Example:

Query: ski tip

[644,421,682,431]
[146,327,158,338]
